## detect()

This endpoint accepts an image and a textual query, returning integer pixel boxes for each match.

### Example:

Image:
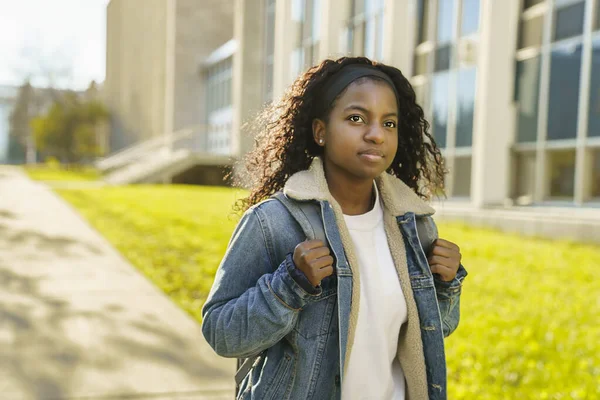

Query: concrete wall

[105,0,168,151]
[105,0,233,153]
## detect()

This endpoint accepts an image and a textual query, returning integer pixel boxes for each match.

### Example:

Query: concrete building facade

[104,0,600,241]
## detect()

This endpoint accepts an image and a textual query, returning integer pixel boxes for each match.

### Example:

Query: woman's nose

[364,123,385,144]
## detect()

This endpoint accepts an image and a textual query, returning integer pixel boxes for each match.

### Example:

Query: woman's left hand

[427,238,462,282]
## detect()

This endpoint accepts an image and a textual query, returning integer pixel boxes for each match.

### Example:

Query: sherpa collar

[283,156,435,217]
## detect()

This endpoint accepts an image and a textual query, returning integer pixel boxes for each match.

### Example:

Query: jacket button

[334,374,340,386]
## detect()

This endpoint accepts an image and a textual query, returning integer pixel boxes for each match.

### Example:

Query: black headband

[317,64,400,113]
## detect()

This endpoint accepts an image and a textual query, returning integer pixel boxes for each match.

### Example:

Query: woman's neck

[324,163,375,216]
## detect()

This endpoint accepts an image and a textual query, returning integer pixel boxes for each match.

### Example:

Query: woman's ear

[312,118,326,146]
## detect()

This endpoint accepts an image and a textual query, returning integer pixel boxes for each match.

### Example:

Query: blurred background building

[100,0,600,241]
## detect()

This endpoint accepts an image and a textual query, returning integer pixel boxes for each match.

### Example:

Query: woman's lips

[358,150,384,162]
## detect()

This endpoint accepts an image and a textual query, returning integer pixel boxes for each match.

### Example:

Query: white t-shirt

[341,181,407,400]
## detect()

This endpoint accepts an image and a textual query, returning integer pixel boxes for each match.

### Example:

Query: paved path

[0,166,235,400]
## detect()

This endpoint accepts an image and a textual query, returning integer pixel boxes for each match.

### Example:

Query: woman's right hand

[292,240,335,288]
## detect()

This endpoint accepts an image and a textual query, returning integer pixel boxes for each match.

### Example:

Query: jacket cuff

[434,263,468,290]
[268,254,323,310]
[286,253,322,295]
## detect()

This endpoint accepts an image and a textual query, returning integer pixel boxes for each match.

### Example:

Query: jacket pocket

[293,292,338,338]
[265,351,294,400]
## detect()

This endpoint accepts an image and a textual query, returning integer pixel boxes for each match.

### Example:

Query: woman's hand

[293,240,335,287]
[427,238,462,282]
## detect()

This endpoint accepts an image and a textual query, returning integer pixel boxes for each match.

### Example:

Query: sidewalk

[0,166,235,400]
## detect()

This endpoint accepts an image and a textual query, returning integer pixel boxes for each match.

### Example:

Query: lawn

[24,164,101,181]
[55,184,599,399]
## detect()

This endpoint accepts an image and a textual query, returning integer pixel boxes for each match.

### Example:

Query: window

[437,0,455,43]
[588,37,600,137]
[553,2,585,42]
[547,149,576,199]
[453,156,472,197]
[417,0,431,44]
[524,0,545,9]
[435,45,451,71]
[461,0,480,36]
[519,15,544,49]
[515,56,541,142]
[596,0,600,31]
[347,0,384,60]
[547,43,582,140]
[414,80,429,109]
[513,152,536,204]
[592,150,600,198]
[264,0,276,103]
[432,72,450,148]
[456,67,476,147]
[414,52,430,76]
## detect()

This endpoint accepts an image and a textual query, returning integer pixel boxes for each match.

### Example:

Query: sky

[0,0,109,90]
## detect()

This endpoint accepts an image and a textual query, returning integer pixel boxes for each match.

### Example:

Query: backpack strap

[272,192,326,243]
[234,192,328,392]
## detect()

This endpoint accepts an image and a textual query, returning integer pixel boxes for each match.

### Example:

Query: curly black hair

[231,56,447,213]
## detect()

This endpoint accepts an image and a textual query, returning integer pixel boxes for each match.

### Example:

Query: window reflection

[547,43,582,140]
[461,0,480,36]
[553,2,585,42]
[437,0,455,43]
[513,152,536,204]
[592,150,600,198]
[453,156,472,197]
[515,56,541,142]
[417,0,430,44]
[548,150,576,199]
[588,37,600,137]
[456,67,476,147]
[519,15,544,49]
[432,72,450,148]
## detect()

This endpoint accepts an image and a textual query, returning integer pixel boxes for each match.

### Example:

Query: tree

[8,81,36,163]
[30,92,109,166]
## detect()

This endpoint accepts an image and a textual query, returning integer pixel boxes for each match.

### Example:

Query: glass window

[524,0,545,9]
[417,0,431,44]
[292,0,305,21]
[453,156,472,197]
[547,42,582,140]
[592,150,600,198]
[414,52,430,76]
[432,72,450,148]
[435,44,451,71]
[515,56,541,142]
[596,0,600,31]
[456,67,476,147]
[414,80,429,109]
[588,37,600,137]
[513,152,536,203]
[312,0,321,40]
[553,2,585,42]
[461,0,480,36]
[365,17,376,58]
[547,149,576,199]
[437,0,455,43]
[519,15,544,49]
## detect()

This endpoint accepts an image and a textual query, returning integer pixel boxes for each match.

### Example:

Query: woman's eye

[349,115,364,123]
[385,121,397,128]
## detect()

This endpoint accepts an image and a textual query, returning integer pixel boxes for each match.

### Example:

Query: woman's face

[314,78,399,182]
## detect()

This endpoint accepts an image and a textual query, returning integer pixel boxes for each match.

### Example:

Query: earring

[319,139,324,144]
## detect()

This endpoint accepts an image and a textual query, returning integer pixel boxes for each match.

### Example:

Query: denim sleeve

[434,263,468,338]
[201,207,323,358]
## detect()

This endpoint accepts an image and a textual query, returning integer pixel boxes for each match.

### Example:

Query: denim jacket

[201,157,468,400]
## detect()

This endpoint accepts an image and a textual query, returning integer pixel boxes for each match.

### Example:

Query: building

[103,0,600,242]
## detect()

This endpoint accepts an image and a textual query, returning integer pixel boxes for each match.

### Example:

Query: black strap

[234,192,327,391]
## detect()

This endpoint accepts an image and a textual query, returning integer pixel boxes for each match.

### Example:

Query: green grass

[56,185,245,323]
[54,185,599,398]
[24,164,101,181]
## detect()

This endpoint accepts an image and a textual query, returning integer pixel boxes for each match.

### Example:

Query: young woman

[201,56,468,400]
